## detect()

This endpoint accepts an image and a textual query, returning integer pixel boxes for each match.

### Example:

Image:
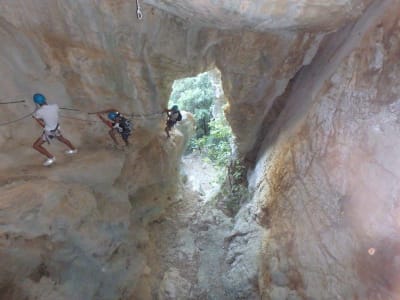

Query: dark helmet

[33,93,46,105]
[108,111,120,120]
[171,105,178,111]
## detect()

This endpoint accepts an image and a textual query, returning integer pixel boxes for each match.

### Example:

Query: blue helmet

[108,111,119,120]
[33,93,46,105]
[171,105,178,111]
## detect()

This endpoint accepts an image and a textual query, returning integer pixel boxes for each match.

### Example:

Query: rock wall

[143,0,372,31]
[0,0,398,299]
[249,0,400,299]
[0,0,354,161]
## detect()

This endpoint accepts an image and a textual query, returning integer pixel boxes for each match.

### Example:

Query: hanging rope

[61,110,164,122]
[60,107,81,112]
[0,109,36,126]
[0,99,25,104]
[59,114,101,123]
[136,0,143,20]
[87,111,164,119]
[0,106,165,127]
[127,112,164,119]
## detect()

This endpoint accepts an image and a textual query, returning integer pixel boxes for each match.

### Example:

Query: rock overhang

[143,0,373,32]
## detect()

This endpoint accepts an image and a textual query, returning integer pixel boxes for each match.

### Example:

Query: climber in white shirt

[32,93,77,166]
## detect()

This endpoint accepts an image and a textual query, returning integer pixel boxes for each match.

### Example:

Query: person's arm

[163,108,172,118]
[96,113,113,128]
[32,109,45,128]
[32,116,45,128]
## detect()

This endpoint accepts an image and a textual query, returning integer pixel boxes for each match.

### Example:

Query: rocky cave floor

[1,144,239,299]
[146,154,236,299]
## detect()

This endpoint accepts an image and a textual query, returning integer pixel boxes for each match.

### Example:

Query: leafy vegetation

[169,71,232,167]
[169,71,249,216]
[170,72,215,139]
[218,160,251,216]
[194,116,232,168]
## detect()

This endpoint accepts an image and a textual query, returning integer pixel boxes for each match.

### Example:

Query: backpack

[170,111,182,122]
[116,117,132,133]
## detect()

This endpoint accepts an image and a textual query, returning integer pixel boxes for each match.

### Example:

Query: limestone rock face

[0,0,399,299]
[250,1,400,299]
[158,268,191,300]
[0,178,137,300]
[0,0,360,158]
[144,0,373,31]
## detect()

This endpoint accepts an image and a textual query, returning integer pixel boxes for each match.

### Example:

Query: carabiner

[136,0,143,20]
[137,8,143,20]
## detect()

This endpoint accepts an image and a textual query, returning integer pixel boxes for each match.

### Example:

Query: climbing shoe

[43,157,56,166]
[65,149,78,155]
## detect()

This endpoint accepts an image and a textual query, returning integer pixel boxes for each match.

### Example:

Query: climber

[96,109,132,146]
[32,93,77,166]
[164,105,182,138]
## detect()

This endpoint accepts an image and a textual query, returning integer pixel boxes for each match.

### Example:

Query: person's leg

[122,133,130,146]
[33,136,54,158]
[165,120,174,138]
[109,129,119,145]
[165,125,170,138]
[56,134,76,150]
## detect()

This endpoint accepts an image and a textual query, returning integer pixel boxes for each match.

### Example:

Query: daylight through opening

[168,69,233,199]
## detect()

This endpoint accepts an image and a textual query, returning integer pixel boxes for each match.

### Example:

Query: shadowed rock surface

[1,0,400,299]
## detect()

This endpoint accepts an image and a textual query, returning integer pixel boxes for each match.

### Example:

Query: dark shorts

[167,120,176,128]
[120,131,130,142]
[111,125,131,141]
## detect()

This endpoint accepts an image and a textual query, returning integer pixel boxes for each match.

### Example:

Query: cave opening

[168,68,233,200]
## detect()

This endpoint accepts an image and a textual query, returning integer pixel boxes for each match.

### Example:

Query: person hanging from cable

[163,105,182,138]
[32,93,77,166]
[96,109,132,146]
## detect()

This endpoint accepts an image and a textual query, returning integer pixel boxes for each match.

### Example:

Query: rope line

[0,109,36,126]
[60,114,163,123]
[59,114,101,123]
[60,107,165,117]
[87,111,164,119]
[127,112,164,119]
[0,99,25,104]
[136,0,143,20]
[0,109,166,127]
[60,107,81,112]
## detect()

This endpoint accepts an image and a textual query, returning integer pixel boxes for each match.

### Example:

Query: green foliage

[194,116,232,168]
[169,71,232,170]
[218,161,250,216]
[169,71,251,217]
[169,72,215,139]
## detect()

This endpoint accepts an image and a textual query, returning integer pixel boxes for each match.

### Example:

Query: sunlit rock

[0,0,399,299]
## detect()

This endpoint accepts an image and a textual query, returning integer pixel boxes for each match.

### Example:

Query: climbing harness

[0,99,25,105]
[136,0,143,20]
[43,123,61,144]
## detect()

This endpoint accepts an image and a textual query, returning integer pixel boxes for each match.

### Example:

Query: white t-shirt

[34,104,59,131]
